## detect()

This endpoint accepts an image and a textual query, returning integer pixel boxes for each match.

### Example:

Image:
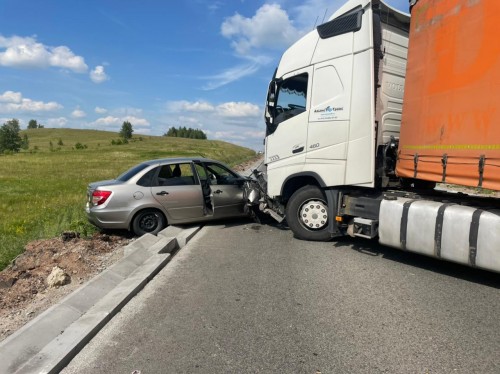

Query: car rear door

[150,162,205,221]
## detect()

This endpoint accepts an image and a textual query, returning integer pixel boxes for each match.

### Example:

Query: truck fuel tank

[378,196,500,273]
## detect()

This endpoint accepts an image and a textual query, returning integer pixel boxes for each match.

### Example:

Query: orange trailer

[397,0,500,191]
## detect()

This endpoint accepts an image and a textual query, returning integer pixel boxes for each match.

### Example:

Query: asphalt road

[62,218,500,374]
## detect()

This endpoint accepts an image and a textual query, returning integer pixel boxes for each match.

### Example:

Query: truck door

[265,68,311,166]
[307,59,352,161]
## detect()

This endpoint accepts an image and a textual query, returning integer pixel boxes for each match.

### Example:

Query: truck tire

[285,185,331,241]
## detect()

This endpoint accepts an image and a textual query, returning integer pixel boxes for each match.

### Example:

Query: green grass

[0,128,256,270]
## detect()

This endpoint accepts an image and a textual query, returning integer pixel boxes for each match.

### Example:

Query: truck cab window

[274,73,308,127]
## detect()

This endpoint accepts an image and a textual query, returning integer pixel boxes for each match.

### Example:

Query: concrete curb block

[0,224,202,374]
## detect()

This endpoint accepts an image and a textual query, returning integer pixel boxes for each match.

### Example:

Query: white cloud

[0,35,87,73]
[89,115,150,130]
[202,62,261,91]
[46,117,68,127]
[91,115,120,126]
[166,100,260,118]
[211,1,341,91]
[216,102,260,117]
[0,90,22,103]
[0,35,112,84]
[166,100,215,113]
[90,65,109,83]
[0,90,62,113]
[221,4,301,56]
[71,108,86,118]
[163,99,264,149]
[209,3,302,90]
[122,115,150,128]
[95,106,107,114]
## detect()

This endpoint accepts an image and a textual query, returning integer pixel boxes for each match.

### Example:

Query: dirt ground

[0,156,263,343]
[0,233,132,342]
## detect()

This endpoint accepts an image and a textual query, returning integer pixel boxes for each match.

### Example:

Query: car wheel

[285,185,331,241]
[132,209,166,236]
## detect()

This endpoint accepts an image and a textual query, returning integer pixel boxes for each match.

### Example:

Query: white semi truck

[247,0,500,273]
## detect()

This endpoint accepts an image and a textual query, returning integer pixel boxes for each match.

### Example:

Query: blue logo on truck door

[313,106,344,120]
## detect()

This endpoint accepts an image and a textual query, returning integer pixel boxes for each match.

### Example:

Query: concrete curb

[0,225,202,374]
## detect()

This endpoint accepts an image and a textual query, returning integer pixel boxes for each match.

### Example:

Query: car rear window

[116,163,151,181]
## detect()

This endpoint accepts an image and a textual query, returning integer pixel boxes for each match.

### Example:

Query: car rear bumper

[86,206,130,230]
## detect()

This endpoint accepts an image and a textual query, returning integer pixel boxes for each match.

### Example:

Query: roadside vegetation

[163,126,207,139]
[0,127,256,270]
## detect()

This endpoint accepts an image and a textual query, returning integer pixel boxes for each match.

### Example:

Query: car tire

[285,185,331,241]
[132,209,166,236]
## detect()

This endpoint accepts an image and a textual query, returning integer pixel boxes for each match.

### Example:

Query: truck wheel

[286,185,331,241]
[132,209,166,236]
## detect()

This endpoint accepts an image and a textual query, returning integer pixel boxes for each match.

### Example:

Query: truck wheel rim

[299,199,328,230]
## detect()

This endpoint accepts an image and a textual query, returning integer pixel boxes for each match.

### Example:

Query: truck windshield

[274,73,308,128]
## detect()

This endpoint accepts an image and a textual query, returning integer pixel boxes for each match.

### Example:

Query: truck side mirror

[265,80,278,124]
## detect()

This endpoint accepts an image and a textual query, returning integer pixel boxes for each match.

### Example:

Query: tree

[0,119,23,153]
[164,127,178,137]
[163,126,207,140]
[119,121,133,140]
[21,134,29,150]
[27,119,38,129]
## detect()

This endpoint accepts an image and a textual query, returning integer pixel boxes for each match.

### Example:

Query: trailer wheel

[286,185,331,241]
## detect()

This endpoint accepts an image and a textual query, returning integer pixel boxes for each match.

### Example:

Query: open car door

[193,162,215,216]
[202,161,247,219]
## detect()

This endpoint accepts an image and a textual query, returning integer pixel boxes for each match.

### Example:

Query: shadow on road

[333,236,500,288]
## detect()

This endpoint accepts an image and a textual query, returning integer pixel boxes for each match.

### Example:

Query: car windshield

[116,163,151,182]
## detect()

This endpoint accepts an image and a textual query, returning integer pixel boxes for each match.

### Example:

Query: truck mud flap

[378,197,500,273]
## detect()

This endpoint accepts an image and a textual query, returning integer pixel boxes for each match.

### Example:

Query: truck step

[352,218,378,239]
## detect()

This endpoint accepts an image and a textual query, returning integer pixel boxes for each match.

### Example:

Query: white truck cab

[264,0,409,197]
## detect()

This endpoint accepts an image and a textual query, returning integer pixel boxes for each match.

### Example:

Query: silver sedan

[86,158,249,236]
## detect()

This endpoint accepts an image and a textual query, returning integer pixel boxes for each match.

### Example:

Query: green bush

[75,142,88,150]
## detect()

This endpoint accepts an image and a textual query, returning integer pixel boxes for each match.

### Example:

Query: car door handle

[156,191,169,196]
[214,189,223,194]
[292,146,304,154]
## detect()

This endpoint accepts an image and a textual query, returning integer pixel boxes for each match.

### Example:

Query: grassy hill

[0,128,256,270]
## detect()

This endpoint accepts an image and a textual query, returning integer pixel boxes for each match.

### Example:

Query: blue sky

[0,0,408,150]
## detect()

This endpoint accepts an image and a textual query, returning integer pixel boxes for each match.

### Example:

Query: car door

[203,161,246,218]
[150,162,205,221]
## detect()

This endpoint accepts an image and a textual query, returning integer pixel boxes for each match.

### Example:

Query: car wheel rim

[140,213,158,232]
[298,199,328,231]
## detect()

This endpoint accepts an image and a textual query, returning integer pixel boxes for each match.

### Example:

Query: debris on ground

[0,232,132,341]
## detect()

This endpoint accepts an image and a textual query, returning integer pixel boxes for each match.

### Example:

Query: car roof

[141,157,220,166]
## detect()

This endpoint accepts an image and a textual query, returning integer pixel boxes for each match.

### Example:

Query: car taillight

[92,190,112,206]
